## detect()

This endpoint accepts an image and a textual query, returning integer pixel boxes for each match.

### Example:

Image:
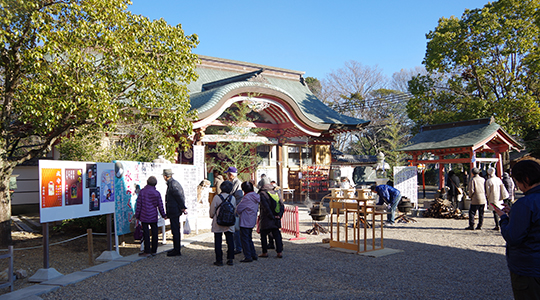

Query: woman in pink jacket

[236,181,260,262]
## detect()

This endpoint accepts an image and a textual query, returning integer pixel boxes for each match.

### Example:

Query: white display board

[394,166,418,208]
[114,161,199,236]
[39,160,115,223]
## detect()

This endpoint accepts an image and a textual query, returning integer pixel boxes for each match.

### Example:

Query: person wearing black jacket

[446,170,461,208]
[163,168,186,257]
[258,184,284,258]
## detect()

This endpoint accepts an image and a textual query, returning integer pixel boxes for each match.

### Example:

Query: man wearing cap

[466,167,487,230]
[163,168,186,256]
[225,166,244,254]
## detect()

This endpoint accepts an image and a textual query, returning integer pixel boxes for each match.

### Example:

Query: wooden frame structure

[328,188,384,253]
[400,118,522,189]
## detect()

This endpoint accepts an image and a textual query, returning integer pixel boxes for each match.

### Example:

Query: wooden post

[87,229,94,266]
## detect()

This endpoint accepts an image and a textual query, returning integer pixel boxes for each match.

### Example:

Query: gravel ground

[37,208,514,300]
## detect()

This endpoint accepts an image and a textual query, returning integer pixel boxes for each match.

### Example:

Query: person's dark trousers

[511,271,540,300]
[260,228,283,254]
[493,211,500,228]
[170,215,181,253]
[234,230,242,252]
[468,204,485,228]
[449,194,458,208]
[240,227,256,259]
[142,222,158,254]
[214,231,234,263]
[268,231,275,249]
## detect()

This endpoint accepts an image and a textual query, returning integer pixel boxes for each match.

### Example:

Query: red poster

[65,169,83,205]
[41,168,62,208]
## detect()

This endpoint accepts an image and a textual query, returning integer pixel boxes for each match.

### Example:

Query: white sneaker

[384,221,395,226]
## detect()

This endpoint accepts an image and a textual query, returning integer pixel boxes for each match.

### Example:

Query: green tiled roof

[399,118,520,152]
[188,65,368,126]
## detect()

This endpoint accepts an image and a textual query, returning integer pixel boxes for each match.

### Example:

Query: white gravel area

[39,208,513,300]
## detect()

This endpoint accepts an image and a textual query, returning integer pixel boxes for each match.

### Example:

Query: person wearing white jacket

[485,167,509,231]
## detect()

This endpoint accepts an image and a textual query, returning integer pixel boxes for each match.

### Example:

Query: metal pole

[107,214,112,251]
[422,169,426,198]
[43,222,49,269]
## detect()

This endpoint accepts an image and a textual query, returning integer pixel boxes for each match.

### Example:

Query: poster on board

[39,160,115,223]
[100,170,115,203]
[41,168,63,208]
[394,166,418,207]
[64,168,83,206]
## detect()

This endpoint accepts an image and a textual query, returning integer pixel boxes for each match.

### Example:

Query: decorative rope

[0,232,112,251]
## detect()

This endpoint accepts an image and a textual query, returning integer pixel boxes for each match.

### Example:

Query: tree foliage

[305,76,322,99]
[0,0,199,246]
[407,0,540,137]
[57,123,177,163]
[205,102,263,180]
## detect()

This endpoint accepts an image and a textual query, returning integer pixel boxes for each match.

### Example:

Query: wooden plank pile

[423,198,467,219]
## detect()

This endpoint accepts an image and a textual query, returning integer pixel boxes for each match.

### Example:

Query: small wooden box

[356,189,373,200]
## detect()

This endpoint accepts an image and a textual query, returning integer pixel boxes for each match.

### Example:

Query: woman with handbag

[134,176,167,257]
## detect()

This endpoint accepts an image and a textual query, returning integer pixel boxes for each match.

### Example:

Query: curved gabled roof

[399,117,522,153]
[188,56,369,136]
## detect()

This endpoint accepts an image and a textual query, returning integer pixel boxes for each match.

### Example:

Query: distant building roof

[331,146,377,165]
[399,117,522,153]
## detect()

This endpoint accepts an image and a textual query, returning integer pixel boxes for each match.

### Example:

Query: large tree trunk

[0,169,13,247]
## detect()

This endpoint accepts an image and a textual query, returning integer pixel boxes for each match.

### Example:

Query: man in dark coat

[446,170,461,208]
[258,184,284,258]
[163,168,186,257]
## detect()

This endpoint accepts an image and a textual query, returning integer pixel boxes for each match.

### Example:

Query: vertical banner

[114,161,142,236]
[193,145,205,184]
[394,166,418,208]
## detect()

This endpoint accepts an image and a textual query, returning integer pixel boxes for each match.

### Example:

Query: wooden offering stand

[328,188,385,254]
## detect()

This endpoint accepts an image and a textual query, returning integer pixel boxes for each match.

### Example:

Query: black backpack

[216,194,236,226]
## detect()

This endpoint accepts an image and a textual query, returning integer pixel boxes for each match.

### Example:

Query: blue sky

[128,0,490,80]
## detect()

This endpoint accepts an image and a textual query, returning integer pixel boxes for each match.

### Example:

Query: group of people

[209,168,284,266]
[134,168,187,257]
[134,166,285,267]
[457,167,514,231]
[447,161,540,299]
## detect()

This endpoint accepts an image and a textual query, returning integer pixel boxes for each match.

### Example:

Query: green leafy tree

[57,122,177,163]
[206,101,264,180]
[408,0,540,137]
[0,0,198,246]
[305,76,322,99]
[380,114,411,173]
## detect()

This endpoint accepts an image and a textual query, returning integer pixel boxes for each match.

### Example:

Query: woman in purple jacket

[135,176,167,257]
[236,181,260,262]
